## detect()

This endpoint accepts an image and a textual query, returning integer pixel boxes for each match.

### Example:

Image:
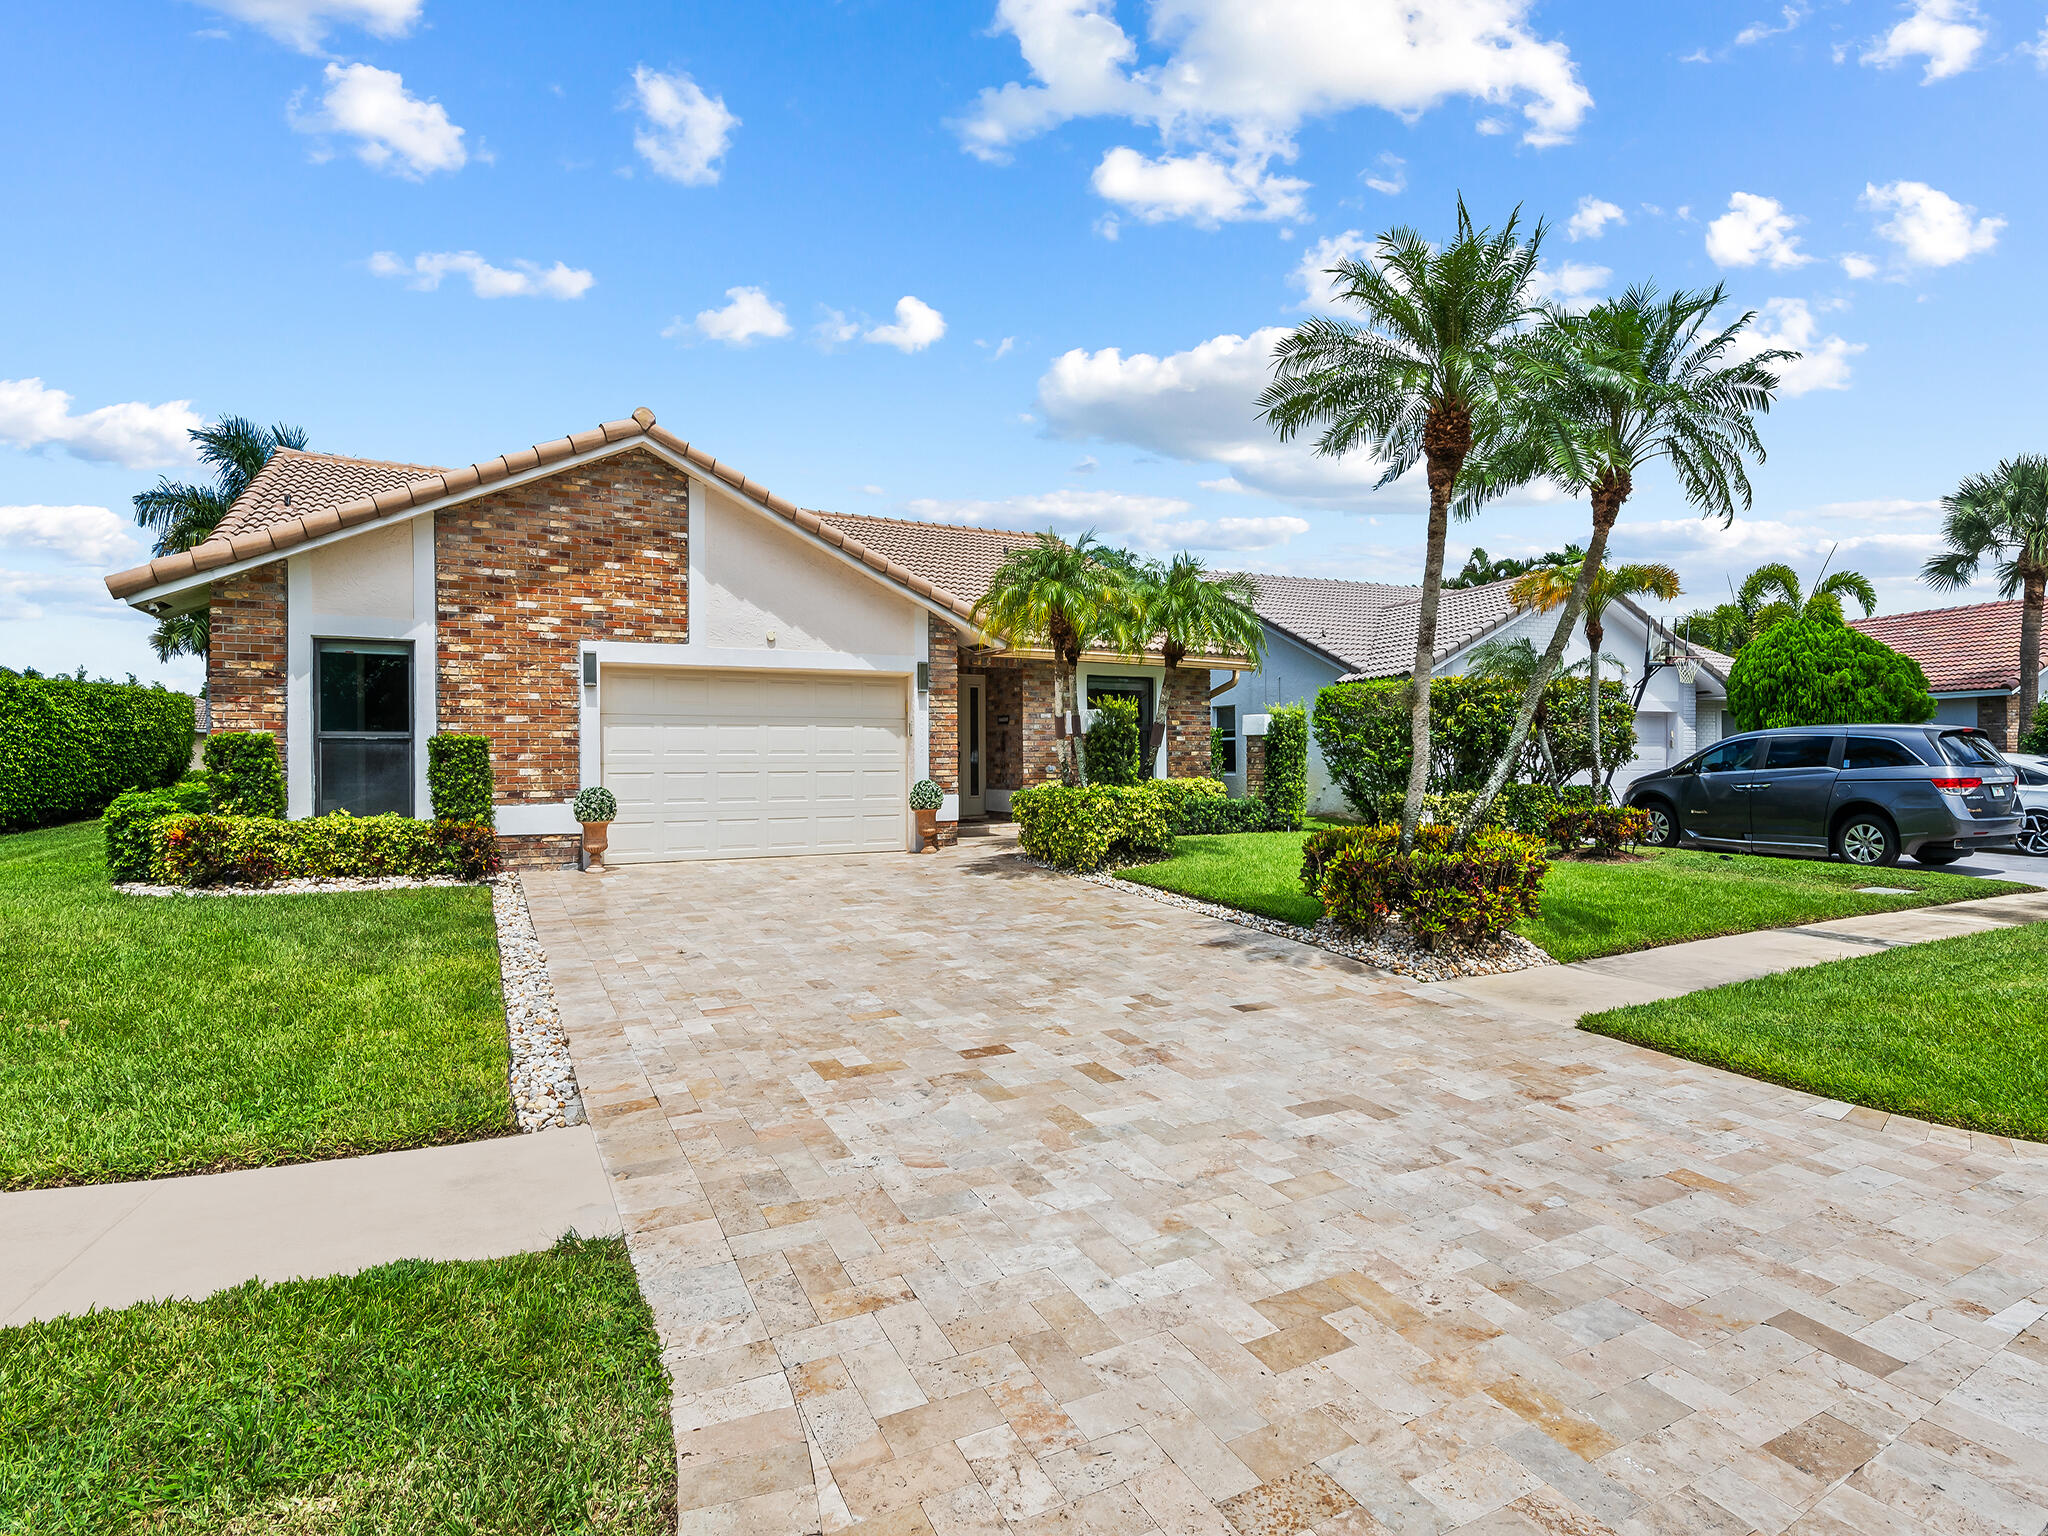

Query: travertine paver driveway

[525,840,2048,1536]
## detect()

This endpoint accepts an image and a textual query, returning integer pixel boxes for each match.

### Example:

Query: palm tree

[971,530,1134,784]
[131,415,308,660]
[1135,554,1267,672]
[1467,635,1625,784]
[1737,560,1878,631]
[1510,560,1681,789]
[1453,284,1788,838]
[1445,542,1585,589]
[1258,199,1544,848]
[1924,455,2048,728]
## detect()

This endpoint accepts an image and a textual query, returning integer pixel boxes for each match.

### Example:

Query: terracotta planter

[914,807,939,852]
[580,819,612,871]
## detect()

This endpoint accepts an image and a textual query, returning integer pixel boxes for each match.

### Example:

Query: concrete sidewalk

[1432,886,2048,1023]
[2,1126,620,1326]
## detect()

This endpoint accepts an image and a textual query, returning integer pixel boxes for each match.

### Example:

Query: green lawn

[0,821,511,1190]
[1582,923,2048,1140]
[1115,832,2027,962]
[0,1235,676,1534]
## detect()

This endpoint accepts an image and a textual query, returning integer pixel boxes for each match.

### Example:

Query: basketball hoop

[1676,655,1700,685]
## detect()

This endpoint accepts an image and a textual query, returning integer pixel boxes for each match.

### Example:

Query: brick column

[1978,695,2014,750]
[1244,733,1267,798]
[1162,667,1211,778]
[927,618,959,845]
[208,565,288,760]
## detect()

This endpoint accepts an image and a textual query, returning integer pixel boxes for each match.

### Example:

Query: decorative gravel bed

[1039,859,1554,982]
[115,871,586,1132]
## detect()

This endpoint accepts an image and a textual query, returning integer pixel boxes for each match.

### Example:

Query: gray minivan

[1625,724,2022,867]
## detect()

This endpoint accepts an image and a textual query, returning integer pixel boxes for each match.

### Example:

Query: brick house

[1851,601,2048,749]
[105,408,1248,865]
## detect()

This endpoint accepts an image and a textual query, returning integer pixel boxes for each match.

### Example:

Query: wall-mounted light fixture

[581,652,597,688]
[916,662,930,692]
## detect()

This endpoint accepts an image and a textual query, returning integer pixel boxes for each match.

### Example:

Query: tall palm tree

[131,415,308,660]
[971,530,1134,784]
[1454,284,1787,838]
[1135,555,1267,672]
[1510,560,1681,788]
[1924,455,2048,728]
[1258,199,1544,848]
[1737,560,1878,632]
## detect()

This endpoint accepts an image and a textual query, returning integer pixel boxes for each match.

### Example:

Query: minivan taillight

[1930,776,1982,791]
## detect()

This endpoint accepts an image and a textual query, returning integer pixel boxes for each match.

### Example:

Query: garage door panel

[601,667,907,862]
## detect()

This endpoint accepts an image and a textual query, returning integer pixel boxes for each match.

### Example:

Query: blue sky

[4,0,2042,688]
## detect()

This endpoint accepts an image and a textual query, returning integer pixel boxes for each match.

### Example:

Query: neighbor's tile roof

[1241,572,1520,677]
[816,513,1043,611]
[104,409,983,625]
[1852,600,2046,693]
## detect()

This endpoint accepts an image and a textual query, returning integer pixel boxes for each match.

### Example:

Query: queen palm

[1258,199,1544,848]
[1135,554,1266,673]
[972,531,1134,784]
[131,415,308,660]
[1510,560,1681,788]
[1924,455,2048,728]
[1454,284,1787,838]
[1737,560,1878,631]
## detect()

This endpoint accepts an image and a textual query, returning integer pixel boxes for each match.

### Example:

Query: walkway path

[526,844,2048,1536]
[2,1126,619,1326]
[1434,888,2048,1025]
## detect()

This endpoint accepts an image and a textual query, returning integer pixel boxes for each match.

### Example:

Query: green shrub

[1312,680,1410,822]
[0,670,195,831]
[1148,775,1227,826]
[1174,795,1276,834]
[202,731,286,818]
[1258,704,1308,831]
[1425,782,1601,837]
[1210,726,1229,778]
[1013,782,1172,870]
[150,813,500,887]
[102,775,215,881]
[1548,803,1650,856]
[426,733,494,825]
[1727,614,1935,731]
[1313,823,1548,949]
[572,786,618,823]
[1083,696,1144,786]
[2019,698,2048,755]
[909,778,944,810]
[1300,825,1379,896]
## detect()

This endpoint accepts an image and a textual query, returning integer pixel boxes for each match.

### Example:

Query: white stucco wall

[304,519,414,622]
[693,486,914,655]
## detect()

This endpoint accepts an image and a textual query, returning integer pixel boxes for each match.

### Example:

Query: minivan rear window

[1939,731,2006,767]
[1764,736,1836,770]
[1843,737,1926,770]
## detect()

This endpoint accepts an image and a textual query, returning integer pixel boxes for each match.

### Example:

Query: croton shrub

[149,813,501,887]
[1302,822,1548,949]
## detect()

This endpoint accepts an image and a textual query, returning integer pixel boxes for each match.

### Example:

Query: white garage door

[600,668,907,862]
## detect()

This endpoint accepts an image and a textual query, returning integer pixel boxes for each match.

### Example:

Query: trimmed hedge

[1258,704,1308,831]
[149,813,501,887]
[1082,696,1143,786]
[1014,782,1173,871]
[1421,783,1602,838]
[1727,614,1934,731]
[0,671,195,831]
[426,732,494,825]
[1308,823,1549,949]
[202,731,286,818]
[1548,804,1650,857]
[102,775,215,881]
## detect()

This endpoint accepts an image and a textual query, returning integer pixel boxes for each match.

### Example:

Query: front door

[1747,733,1841,851]
[959,674,985,818]
[1683,736,1759,844]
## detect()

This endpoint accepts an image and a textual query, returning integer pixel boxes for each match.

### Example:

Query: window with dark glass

[316,641,413,816]
[1843,736,1926,771]
[1698,738,1755,774]
[1213,705,1238,774]
[1939,730,2006,767]
[1764,735,1837,770]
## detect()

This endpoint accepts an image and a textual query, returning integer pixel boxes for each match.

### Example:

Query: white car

[2010,751,2048,856]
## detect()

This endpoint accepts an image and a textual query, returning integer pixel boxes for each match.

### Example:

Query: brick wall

[1978,694,2014,749]
[974,654,1061,785]
[1244,734,1267,798]
[927,618,959,844]
[983,667,1024,790]
[1163,666,1211,779]
[207,565,288,758]
[436,447,689,809]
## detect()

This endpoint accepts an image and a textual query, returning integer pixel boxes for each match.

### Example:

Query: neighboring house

[1211,573,1731,817]
[1850,601,2047,749]
[104,408,1247,866]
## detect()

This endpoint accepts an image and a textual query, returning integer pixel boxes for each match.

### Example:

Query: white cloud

[1361,153,1406,195]
[0,378,200,469]
[1527,260,1609,309]
[864,296,947,352]
[0,505,141,565]
[1037,327,1402,506]
[194,0,419,52]
[1861,179,2002,267]
[2026,21,2048,67]
[812,308,862,347]
[1734,4,1807,46]
[628,66,738,186]
[1740,297,1864,395]
[956,0,1591,225]
[680,286,791,346]
[1704,191,1812,269]
[1839,253,1879,280]
[902,487,1307,552]
[1861,0,1985,81]
[1288,229,1375,313]
[0,568,130,623]
[290,62,466,178]
[1611,515,1942,588]
[368,250,593,299]
[1565,195,1625,241]
[1090,147,1306,225]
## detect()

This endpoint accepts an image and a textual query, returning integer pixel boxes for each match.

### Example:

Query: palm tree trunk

[1400,409,1471,851]
[1587,615,1604,794]
[2021,562,2045,743]
[1453,472,1628,843]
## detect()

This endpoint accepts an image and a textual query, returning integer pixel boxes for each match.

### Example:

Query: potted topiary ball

[909,778,943,853]
[573,785,619,871]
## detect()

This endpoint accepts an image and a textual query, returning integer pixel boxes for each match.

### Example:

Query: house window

[1213,705,1238,774]
[316,640,413,816]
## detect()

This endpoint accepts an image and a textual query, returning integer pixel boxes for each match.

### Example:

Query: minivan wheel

[1639,800,1680,848]
[1835,813,1899,867]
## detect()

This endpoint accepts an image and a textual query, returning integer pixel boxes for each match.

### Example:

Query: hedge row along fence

[0,671,195,832]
